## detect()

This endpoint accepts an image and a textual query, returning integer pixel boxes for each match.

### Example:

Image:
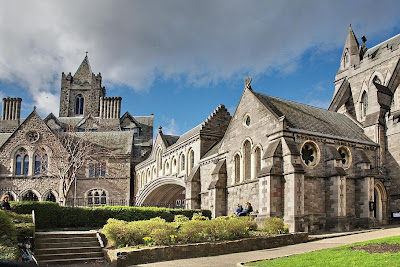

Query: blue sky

[1,1,400,136]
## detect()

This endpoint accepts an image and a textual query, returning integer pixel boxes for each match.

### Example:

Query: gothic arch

[42,189,59,202]
[135,177,186,206]
[20,189,41,201]
[369,71,385,87]
[252,144,263,179]
[374,181,388,225]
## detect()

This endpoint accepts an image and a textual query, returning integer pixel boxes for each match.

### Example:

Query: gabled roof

[73,55,92,84]
[120,112,140,127]
[252,91,374,143]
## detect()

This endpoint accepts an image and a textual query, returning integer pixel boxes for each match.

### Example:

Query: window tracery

[87,189,106,206]
[301,141,319,167]
[75,94,84,115]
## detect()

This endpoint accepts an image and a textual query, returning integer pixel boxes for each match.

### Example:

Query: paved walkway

[135,226,400,267]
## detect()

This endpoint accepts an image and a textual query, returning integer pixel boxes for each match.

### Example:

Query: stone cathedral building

[135,27,400,232]
[2,27,400,233]
[0,56,153,206]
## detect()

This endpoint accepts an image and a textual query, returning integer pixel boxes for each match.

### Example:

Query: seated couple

[234,202,253,216]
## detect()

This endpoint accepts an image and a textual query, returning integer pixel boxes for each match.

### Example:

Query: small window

[243,114,251,127]
[301,141,320,167]
[373,76,382,85]
[338,146,351,169]
[133,127,141,137]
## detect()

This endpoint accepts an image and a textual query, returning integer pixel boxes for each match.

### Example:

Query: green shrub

[0,241,19,261]
[11,201,211,229]
[192,212,209,221]
[174,214,189,223]
[263,217,285,234]
[151,227,175,245]
[178,220,206,243]
[103,218,175,247]
[0,210,16,242]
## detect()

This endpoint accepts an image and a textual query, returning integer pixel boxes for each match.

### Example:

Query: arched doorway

[136,177,186,208]
[374,182,388,225]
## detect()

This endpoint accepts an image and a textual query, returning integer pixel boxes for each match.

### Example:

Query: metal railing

[64,198,185,209]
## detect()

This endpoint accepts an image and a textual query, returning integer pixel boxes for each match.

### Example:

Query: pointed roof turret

[339,25,362,71]
[344,25,360,55]
[73,54,92,85]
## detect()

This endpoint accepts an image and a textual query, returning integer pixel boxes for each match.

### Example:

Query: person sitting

[238,202,253,216]
[234,204,243,216]
[0,195,11,210]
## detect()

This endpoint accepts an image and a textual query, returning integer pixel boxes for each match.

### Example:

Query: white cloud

[163,118,179,136]
[0,0,399,116]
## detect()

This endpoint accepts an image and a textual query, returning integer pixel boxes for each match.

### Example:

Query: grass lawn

[246,235,400,267]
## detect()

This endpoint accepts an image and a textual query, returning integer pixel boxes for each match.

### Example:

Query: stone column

[99,97,103,119]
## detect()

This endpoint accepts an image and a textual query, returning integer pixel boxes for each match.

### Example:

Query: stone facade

[0,56,153,206]
[2,27,400,233]
[135,27,400,233]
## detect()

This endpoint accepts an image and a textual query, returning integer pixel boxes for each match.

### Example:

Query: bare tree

[47,126,109,206]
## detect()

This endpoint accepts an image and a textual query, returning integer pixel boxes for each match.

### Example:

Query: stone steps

[34,230,104,265]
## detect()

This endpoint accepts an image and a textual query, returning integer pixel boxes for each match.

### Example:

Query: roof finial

[244,76,252,90]
[158,126,162,133]
[85,51,88,57]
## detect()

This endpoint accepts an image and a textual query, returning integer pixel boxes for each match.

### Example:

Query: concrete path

[135,226,400,267]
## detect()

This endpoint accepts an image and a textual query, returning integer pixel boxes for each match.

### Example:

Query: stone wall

[106,233,308,266]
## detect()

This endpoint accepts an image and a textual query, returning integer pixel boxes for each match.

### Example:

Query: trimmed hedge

[11,201,211,229]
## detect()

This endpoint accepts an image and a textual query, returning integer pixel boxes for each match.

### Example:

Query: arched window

[188,149,194,174]
[45,192,56,202]
[22,190,38,201]
[361,91,368,118]
[75,94,84,115]
[243,140,251,181]
[157,149,162,176]
[180,154,185,172]
[34,155,41,175]
[15,155,22,175]
[15,148,29,175]
[254,147,261,178]
[234,154,240,183]
[87,189,106,206]
[23,155,29,175]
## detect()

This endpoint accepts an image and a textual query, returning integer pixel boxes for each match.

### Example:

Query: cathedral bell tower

[59,55,106,117]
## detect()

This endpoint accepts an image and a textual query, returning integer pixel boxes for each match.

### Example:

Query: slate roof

[174,124,202,146]
[253,92,374,143]
[58,117,84,127]
[163,134,180,147]
[202,140,221,159]
[75,131,134,154]
[0,133,12,147]
[364,33,400,59]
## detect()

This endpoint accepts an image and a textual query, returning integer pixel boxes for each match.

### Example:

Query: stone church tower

[59,55,106,117]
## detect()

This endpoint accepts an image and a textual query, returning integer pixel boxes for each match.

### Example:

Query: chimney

[99,97,122,119]
[2,97,22,120]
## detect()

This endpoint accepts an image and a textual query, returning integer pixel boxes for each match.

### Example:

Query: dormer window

[75,94,84,115]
